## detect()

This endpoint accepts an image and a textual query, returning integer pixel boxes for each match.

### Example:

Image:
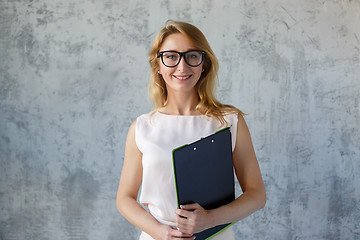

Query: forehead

[160,33,196,52]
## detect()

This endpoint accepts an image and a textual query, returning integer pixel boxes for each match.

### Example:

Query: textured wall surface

[1,0,359,239]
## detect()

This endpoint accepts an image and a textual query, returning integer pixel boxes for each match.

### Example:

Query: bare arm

[116,120,195,240]
[175,114,266,234]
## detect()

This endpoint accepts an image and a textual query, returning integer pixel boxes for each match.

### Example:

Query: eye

[188,54,198,59]
[166,54,177,59]
[186,51,202,60]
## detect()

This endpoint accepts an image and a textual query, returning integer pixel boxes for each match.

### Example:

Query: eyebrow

[159,48,198,52]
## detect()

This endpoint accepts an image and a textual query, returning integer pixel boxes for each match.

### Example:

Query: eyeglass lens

[161,51,204,67]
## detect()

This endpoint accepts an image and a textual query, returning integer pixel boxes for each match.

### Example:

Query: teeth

[175,75,191,80]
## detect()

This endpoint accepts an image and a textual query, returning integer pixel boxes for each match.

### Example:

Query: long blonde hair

[148,21,243,125]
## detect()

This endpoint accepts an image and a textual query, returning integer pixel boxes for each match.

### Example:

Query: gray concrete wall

[1,0,359,239]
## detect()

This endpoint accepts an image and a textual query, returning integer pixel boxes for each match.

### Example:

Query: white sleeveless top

[135,111,238,238]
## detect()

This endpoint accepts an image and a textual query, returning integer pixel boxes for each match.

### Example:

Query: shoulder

[128,119,137,132]
[220,106,244,118]
[132,111,157,139]
[134,111,156,126]
[221,110,241,126]
[126,112,152,136]
[136,111,153,121]
[128,112,154,153]
[234,114,252,142]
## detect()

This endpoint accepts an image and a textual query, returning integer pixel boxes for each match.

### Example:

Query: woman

[116,21,266,240]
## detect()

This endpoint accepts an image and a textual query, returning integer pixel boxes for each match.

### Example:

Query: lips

[173,75,192,80]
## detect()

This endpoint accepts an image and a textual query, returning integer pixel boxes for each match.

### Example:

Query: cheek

[160,69,173,78]
[158,59,166,74]
[194,66,203,78]
[158,63,164,73]
[159,64,171,76]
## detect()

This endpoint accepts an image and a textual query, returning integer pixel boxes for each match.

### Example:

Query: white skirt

[139,226,235,240]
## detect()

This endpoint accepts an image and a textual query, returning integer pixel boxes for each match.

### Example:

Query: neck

[161,90,200,115]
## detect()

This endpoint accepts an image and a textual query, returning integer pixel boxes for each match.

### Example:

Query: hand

[157,224,195,240]
[175,203,211,235]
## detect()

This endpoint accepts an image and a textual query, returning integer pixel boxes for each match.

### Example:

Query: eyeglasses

[158,50,205,67]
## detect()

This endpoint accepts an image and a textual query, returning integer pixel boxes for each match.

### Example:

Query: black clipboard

[172,127,235,240]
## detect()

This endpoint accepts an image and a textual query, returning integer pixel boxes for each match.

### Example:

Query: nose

[176,56,188,71]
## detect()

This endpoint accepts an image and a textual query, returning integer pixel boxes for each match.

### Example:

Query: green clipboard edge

[205,222,236,240]
[171,127,236,239]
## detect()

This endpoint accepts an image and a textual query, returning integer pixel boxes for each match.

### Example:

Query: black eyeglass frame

[158,50,206,67]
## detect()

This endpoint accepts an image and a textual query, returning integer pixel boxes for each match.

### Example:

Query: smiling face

[158,33,204,94]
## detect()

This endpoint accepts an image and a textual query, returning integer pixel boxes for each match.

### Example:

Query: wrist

[206,208,218,229]
[148,222,167,239]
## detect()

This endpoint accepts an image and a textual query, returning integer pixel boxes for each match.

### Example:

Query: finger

[176,213,190,225]
[176,215,196,235]
[175,224,193,236]
[169,228,194,238]
[181,203,201,211]
[175,208,193,219]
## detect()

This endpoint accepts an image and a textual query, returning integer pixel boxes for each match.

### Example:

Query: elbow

[116,197,122,213]
[250,186,266,210]
[258,188,267,209]
[116,193,137,217]
[116,194,126,215]
[260,193,267,209]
